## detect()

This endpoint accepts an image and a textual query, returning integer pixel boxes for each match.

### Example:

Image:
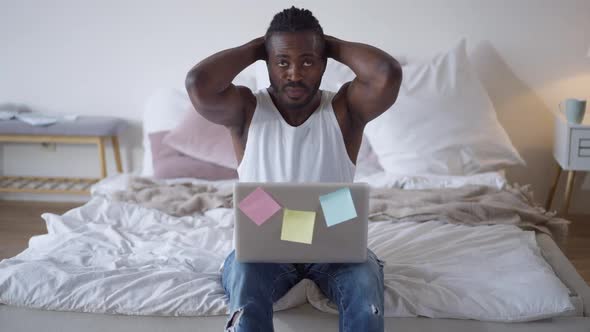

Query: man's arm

[185,37,266,128]
[326,35,402,124]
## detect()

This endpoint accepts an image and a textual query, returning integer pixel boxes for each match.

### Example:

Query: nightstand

[545,110,590,214]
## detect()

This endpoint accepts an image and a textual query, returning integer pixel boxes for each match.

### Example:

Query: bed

[1,173,589,332]
[2,39,590,331]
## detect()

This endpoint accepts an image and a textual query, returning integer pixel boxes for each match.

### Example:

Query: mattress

[1,233,589,332]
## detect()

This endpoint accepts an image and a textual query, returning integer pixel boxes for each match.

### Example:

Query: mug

[559,98,586,124]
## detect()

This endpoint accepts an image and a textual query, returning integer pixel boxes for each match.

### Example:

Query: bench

[0,116,127,195]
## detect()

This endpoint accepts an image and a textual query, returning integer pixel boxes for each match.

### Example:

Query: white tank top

[237,89,356,183]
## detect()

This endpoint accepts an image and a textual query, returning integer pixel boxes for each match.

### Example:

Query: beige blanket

[111,177,568,239]
[111,177,233,217]
[369,184,568,240]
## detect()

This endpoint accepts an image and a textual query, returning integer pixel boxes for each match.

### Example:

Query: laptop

[234,182,369,263]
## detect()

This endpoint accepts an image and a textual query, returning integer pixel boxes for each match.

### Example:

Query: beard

[269,77,321,110]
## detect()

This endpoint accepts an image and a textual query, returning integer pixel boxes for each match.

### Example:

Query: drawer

[570,129,590,169]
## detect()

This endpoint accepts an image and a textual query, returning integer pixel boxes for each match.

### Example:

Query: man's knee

[336,262,384,312]
[223,258,296,302]
[224,261,270,294]
[348,262,383,290]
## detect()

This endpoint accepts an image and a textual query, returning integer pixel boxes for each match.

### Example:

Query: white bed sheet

[354,170,507,190]
[0,173,574,322]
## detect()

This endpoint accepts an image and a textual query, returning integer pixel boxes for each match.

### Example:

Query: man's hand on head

[185,35,268,128]
[323,35,402,124]
[251,36,267,62]
[323,35,340,60]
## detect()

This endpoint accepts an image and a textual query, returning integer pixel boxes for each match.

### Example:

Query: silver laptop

[234,182,369,263]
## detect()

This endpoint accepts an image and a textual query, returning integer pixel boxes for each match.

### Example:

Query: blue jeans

[221,249,384,332]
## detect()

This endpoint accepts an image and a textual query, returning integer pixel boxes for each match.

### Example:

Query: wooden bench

[0,116,126,195]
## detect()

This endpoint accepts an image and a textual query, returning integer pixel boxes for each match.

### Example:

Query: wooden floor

[563,215,590,283]
[0,200,589,284]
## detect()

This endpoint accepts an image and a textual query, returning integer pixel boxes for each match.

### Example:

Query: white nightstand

[545,110,590,214]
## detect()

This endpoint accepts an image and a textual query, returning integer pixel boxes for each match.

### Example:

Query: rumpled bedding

[0,175,575,322]
[111,177,568,240]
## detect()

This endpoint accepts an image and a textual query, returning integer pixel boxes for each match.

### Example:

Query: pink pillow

[162,109,238,169]
[150,131,237,180]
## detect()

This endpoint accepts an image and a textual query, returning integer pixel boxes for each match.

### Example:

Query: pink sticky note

[238,187,282,226]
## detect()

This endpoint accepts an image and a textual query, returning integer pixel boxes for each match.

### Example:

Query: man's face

[266,31,326,110]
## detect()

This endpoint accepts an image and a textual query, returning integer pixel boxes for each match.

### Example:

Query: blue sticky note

[319,188,357,227]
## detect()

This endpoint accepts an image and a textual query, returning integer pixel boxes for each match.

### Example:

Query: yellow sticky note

[280,209,316,244]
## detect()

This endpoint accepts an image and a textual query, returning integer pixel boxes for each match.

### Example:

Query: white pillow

[141,68,257,176]
[141,89,192,176]
[355,135,384,178]
[354,171,507,190]
[364,39,525,176]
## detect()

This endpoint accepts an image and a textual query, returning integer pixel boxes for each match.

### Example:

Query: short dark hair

[265,6,324,39]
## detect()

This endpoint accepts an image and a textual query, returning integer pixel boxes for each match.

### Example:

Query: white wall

[1,0,589,211]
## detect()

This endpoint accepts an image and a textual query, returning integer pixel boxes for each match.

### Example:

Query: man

[185,6,402,332]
